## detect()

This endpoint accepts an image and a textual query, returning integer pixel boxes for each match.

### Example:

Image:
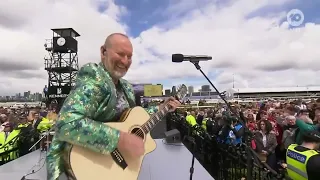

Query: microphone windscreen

[172,54,184,62]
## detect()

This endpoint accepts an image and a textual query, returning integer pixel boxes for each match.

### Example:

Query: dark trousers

[266,152,277,171]
[275,144,286,161]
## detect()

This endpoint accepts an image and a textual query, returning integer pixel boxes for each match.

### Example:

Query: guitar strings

[132,88,185,137]
[132,87,186,138]
[133,103,171,138]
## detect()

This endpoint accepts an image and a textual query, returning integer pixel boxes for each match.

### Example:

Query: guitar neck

[141,104,171,134]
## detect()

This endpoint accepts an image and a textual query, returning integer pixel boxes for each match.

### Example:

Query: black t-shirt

[294,146,320,180]
[196,114,203,125]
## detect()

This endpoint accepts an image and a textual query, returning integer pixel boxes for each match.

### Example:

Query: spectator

[313,106,320,124]
[281,116,298,162]
[254,120,278,170]
[246,113,256,131]
[295,114,318,145]
[221,117,244,145]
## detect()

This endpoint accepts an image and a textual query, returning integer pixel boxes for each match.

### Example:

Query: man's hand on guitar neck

[160,97,181,112]
[117,131,145,157]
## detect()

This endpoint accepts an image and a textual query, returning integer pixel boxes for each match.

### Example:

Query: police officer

[0,122,21,164]
[286,130,320,180]
[186,111,197,127]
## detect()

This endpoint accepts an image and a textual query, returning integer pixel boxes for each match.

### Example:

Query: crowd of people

[0,106,57,165]
[1,97,320,179]
[183,98,320,179]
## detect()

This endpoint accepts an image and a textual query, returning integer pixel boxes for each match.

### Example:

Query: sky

[0,0,320,96]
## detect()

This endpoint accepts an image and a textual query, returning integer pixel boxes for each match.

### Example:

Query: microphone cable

[20,151,46,180]
[21,124,56,179]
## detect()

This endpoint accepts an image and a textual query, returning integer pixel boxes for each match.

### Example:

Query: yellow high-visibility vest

[0,129,21,161]
[186,115,197,127]
[286,144,319,180]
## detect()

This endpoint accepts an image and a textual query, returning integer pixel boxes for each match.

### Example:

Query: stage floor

[0,139,214,180]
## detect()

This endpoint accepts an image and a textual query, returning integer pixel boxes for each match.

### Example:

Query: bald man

[46,33,180,180]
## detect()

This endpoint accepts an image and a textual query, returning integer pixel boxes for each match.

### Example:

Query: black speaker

[164,129,181,143]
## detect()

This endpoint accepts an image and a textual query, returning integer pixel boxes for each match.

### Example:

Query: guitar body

[69,106,157,180]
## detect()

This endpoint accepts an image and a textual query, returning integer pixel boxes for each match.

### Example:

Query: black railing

[168,115,286,180]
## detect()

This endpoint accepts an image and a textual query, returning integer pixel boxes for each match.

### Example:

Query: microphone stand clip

[190,61,201,70]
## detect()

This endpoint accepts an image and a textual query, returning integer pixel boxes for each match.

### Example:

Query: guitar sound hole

[130,127,145,139]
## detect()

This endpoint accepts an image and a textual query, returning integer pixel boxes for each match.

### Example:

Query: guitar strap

[125,93,135,108]
[110,83,134,170]
[119,81,136,108]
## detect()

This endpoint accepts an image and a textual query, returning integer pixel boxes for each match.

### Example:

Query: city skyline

[2,84,320,102]
[3,84,320,97]
[0,90,44,98]
[0,85,204,97]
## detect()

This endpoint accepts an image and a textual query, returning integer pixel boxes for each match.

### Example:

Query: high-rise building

[201,85,210,92]
[35,92,43,101]
[164,89,171,96]
[23,91,31,99]
[188,86,194,94]
[172,86,176,95]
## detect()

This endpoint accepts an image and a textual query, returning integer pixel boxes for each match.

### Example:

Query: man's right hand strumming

[118,131,145,157]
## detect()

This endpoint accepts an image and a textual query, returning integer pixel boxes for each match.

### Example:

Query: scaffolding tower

[44,28,80,109]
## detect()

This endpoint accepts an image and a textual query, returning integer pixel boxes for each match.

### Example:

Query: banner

[48,86,71,98]
[143,85,163,97]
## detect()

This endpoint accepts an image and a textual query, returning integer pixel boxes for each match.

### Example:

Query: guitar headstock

[175,84,188,101]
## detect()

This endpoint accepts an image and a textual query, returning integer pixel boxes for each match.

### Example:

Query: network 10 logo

[286,9,305,27]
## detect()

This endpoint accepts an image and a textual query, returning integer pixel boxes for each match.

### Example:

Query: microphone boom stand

[186,125,196,180]
[191,61,229,106]
[189,61,253,179]
[190,61,249,126]
[28,123,55,152]
[190,139,196,180]
[28,132,48,151]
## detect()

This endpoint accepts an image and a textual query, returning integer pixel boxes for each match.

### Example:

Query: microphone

[172,54,212,63]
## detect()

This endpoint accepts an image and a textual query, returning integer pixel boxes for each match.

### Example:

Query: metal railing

[169,116,286,180]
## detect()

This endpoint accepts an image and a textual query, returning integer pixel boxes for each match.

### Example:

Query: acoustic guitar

[68,84,188,180]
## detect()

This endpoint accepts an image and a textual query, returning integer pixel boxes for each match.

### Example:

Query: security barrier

[169,114,286,180]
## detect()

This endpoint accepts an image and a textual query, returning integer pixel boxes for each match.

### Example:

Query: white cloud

[0,0,319,96]
[127,0,320,88]
[0,0,128,95]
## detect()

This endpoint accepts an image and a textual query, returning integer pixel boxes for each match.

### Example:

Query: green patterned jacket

[46,62,157,180]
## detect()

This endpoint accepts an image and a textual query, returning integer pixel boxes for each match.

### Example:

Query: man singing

[46,33,180,180]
